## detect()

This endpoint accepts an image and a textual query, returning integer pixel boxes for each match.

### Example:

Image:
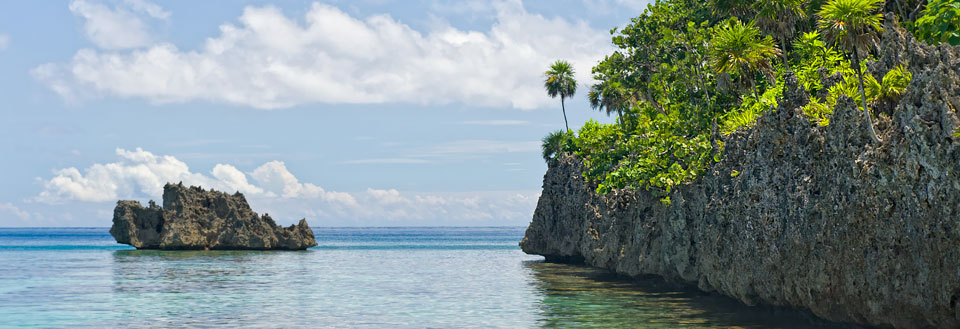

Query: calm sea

[0,227,843,328]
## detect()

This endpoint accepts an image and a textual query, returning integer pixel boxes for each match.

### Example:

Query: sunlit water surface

[0,227,845,328]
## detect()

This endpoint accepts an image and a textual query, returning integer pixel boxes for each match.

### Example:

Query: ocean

[0,227,842,328]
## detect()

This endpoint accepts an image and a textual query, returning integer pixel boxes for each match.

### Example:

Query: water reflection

[110,249,315,328]
[524,261,851,329]
[113,249,309,259]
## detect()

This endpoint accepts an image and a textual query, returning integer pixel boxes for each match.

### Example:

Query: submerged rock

[110,183,317,250]
[522,19,960,329]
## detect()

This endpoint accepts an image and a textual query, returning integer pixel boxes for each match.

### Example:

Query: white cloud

[68,0,168,50]
[36,147,257,202]
[248,160,355,205]
[0,203,31,221]
[36,1,609,109]
[0,34,8,51]
[582,0,652,12]
[123,0,170,19]
[35,148,538,225]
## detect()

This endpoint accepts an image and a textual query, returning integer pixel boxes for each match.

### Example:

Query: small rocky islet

[110,183,317,250]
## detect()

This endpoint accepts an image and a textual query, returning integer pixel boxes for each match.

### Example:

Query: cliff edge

[110,183,318,250]
[521,19,960,328]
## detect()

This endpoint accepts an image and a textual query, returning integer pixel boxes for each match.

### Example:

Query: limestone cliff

[521,19,960,328]
[111,183,317,250]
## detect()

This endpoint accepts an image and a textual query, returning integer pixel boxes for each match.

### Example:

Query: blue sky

[0,0,649,227]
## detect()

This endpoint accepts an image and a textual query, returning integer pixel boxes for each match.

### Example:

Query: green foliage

[818,0,885,143]
[538,0,924,197]
[865,64,912,105]
[817,0,885,58]
[915,0,960,45]
[721,77,783,134]
[802,97,834,126]
[544,60,577,99]
[709,18,781,98]
[797,55,912,126]
[541,130,575,161]
[793,31,847,95]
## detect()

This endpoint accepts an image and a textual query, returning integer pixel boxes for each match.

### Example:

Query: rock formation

[111,183,318,250]
[521,18,960,328]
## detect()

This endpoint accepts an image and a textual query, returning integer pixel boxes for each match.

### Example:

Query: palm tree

[753,0,806,65]
[708,19,781,103]
[588,81,629,128]
[818,0,884,143]
[544,60,578,132]
[541,130,572,161]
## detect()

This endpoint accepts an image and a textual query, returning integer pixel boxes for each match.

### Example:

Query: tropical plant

[708,19,782,103]
[792,31,848,94]
[588,80,630,127]
[544,60,578,132]
[865,64,912,105]
[818,0,884,143]
[915,0,960,45]
[753,0,807,64]
[541,130,575,161]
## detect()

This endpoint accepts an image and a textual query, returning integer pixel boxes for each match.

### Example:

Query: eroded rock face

[521,19,960,329]
[111,183,317,250]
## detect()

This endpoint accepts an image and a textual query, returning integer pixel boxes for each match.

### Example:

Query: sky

[0,0,650,227]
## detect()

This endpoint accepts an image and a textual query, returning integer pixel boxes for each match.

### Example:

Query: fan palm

[544,60,578,132]
[818,0,884,143]
[708,19,781,102]
[753,0,806,64]
[541,130,572,161]
[588,81,629,128]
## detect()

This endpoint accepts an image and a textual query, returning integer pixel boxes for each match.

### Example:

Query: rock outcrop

[111,183,318,250]
[521,18,960,328]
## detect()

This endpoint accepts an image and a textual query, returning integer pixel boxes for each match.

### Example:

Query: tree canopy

[540,0,949,198]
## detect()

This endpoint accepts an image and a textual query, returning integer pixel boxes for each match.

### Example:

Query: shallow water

[0,227,844,328]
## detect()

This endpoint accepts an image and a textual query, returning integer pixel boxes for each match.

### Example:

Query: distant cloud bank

[34,0,610,110]
[35,148,539,225]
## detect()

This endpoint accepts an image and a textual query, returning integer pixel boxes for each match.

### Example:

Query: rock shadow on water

[112,249,311,260]
[523,260,862,329]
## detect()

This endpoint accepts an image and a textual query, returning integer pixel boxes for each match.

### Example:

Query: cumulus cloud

[35,148,538,225]
[35,1,609,109]
[0,203,31,221]
[68,0,169,50]
[582,0,652,11]
[0,34,8,51]
[36,147,259,202]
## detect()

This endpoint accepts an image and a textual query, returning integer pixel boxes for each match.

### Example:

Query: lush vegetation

[915,0,960,45]
[541,0,955,198]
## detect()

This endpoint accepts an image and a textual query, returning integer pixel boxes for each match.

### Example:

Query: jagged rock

[110,183,317,250]
[521,20,960,329]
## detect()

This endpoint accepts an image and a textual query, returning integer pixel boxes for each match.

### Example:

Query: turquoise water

[0,227,843,328]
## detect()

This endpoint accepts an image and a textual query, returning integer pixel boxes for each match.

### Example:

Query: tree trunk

[691,54,718,151]
[617,108,625,130]
[562,97,570,132]
[779,36,789,67]
[852,51,882,144]
[754,83,762,104]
